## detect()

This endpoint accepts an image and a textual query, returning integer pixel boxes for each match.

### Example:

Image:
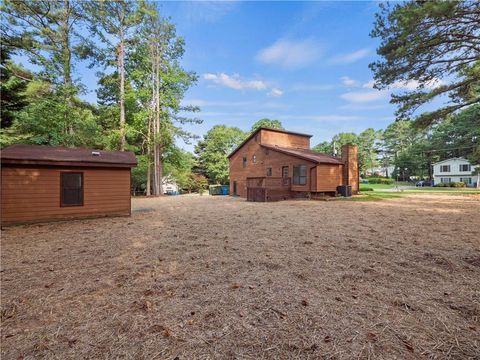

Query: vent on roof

[92,151,101,156]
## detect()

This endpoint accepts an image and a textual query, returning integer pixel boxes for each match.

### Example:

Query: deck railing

[246,177,291,189]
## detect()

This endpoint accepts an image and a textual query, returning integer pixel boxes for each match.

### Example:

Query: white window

[441,177,451,183]
[459,164,471,172]
[440,165,450,172]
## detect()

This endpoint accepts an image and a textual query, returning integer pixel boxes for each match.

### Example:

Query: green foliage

[0,46,30,128]
[359,185,374,192]
[370,1,480,127]
[250,118,283,133]
[312,141,332,154]
[451,182,466,188]
[195,125,246,184]
[365,177,394,185]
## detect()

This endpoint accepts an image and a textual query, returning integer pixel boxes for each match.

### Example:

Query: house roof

[261,144,343,164]
[1,144,137,168]
[431,157,472,166]
[227,127,312,159]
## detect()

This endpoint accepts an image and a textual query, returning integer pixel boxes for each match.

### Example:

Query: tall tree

[370,1,480,127]
[1,0,87,135]
[83,0,144,150]
[195,125,246,184]
[250,118,283,133]
[129,4,200,195]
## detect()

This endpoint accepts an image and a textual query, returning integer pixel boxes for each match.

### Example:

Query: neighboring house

[432,157,479,186]
[162,175,178,194]
[1,144,137,226]
[228,127,359,201]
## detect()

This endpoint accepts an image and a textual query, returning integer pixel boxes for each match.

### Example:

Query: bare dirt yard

[1,194,479,359]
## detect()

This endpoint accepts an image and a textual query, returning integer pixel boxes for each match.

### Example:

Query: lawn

[1,194,479,359]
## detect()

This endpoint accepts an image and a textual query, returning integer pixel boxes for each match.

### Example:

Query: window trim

[293,165,307,185]
[60,172,84,207]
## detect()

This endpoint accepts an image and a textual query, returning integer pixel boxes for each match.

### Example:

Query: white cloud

[203,73,267,91]
[340,90,387,103]
[329,48,370,64]
[256,38,323,69]
[340,76,359,87]
[267,88,284,97]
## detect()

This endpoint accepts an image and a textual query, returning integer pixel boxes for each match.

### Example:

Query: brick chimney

[341,144,359,194]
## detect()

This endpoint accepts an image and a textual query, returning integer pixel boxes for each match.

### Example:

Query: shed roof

[261,144,343,164]
[227,127,312,159]
[1,144,137,168]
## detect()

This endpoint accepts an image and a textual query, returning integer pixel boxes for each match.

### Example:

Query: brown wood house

[228,127,359,201]
[1,144,137,226]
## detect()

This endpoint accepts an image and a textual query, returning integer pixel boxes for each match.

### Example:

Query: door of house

[233,181,237,196]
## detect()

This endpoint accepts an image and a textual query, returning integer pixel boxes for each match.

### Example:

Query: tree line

[1,1,478,191]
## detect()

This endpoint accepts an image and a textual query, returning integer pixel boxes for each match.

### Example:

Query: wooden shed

[1,144,137,226]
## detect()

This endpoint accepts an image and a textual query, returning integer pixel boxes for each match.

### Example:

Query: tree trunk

[62,0,74,136]
[146,114,152,196]
[118,8,126,151]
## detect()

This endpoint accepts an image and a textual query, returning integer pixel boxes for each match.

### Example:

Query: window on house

[440,177,451,184]
[440,165,450,172]
[61,172,83,207]
[266,167,272,176]
[252,154,257,163]
[460,164,471,172]
[282,166,289,178]
[243,157,247,168]
[460,177,472,184]
[293,165,307,185]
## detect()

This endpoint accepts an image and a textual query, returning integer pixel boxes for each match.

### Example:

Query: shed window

[293,165,307,185]
[440,165,450,172]
[459,164,471,172]
[252,154,257,163]
[243,157,247,168]
[282,166,289,178]
[266,167,272,176]
[61,172,83,207]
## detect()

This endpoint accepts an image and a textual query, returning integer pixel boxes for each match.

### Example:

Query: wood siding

[316,164,342,192]
[259,129,310,149]
[1,166,131,225]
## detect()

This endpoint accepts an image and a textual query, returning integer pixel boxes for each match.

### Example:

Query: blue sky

[14,1,442,151]
[155,1,414,150]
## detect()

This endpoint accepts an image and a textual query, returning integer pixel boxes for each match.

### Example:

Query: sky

[153,1,410,150]
[13,1,439,151]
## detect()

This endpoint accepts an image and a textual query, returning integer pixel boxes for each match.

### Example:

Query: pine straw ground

[1,194,479,360]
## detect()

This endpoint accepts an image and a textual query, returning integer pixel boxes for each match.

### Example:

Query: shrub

[360,185,374,191]
[366,177,394,184]
[450,182,466,188]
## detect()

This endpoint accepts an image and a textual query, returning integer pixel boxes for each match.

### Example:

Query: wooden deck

[246,177,291,202]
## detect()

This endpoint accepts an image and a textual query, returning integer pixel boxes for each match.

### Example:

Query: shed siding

[1,167,131,225]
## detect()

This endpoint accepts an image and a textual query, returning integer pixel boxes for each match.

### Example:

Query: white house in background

[161,174,178,194]
[432,158,479,186]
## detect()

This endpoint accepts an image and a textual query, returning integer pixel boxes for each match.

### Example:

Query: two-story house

[432,158,478,186]
[228,127,359,201]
